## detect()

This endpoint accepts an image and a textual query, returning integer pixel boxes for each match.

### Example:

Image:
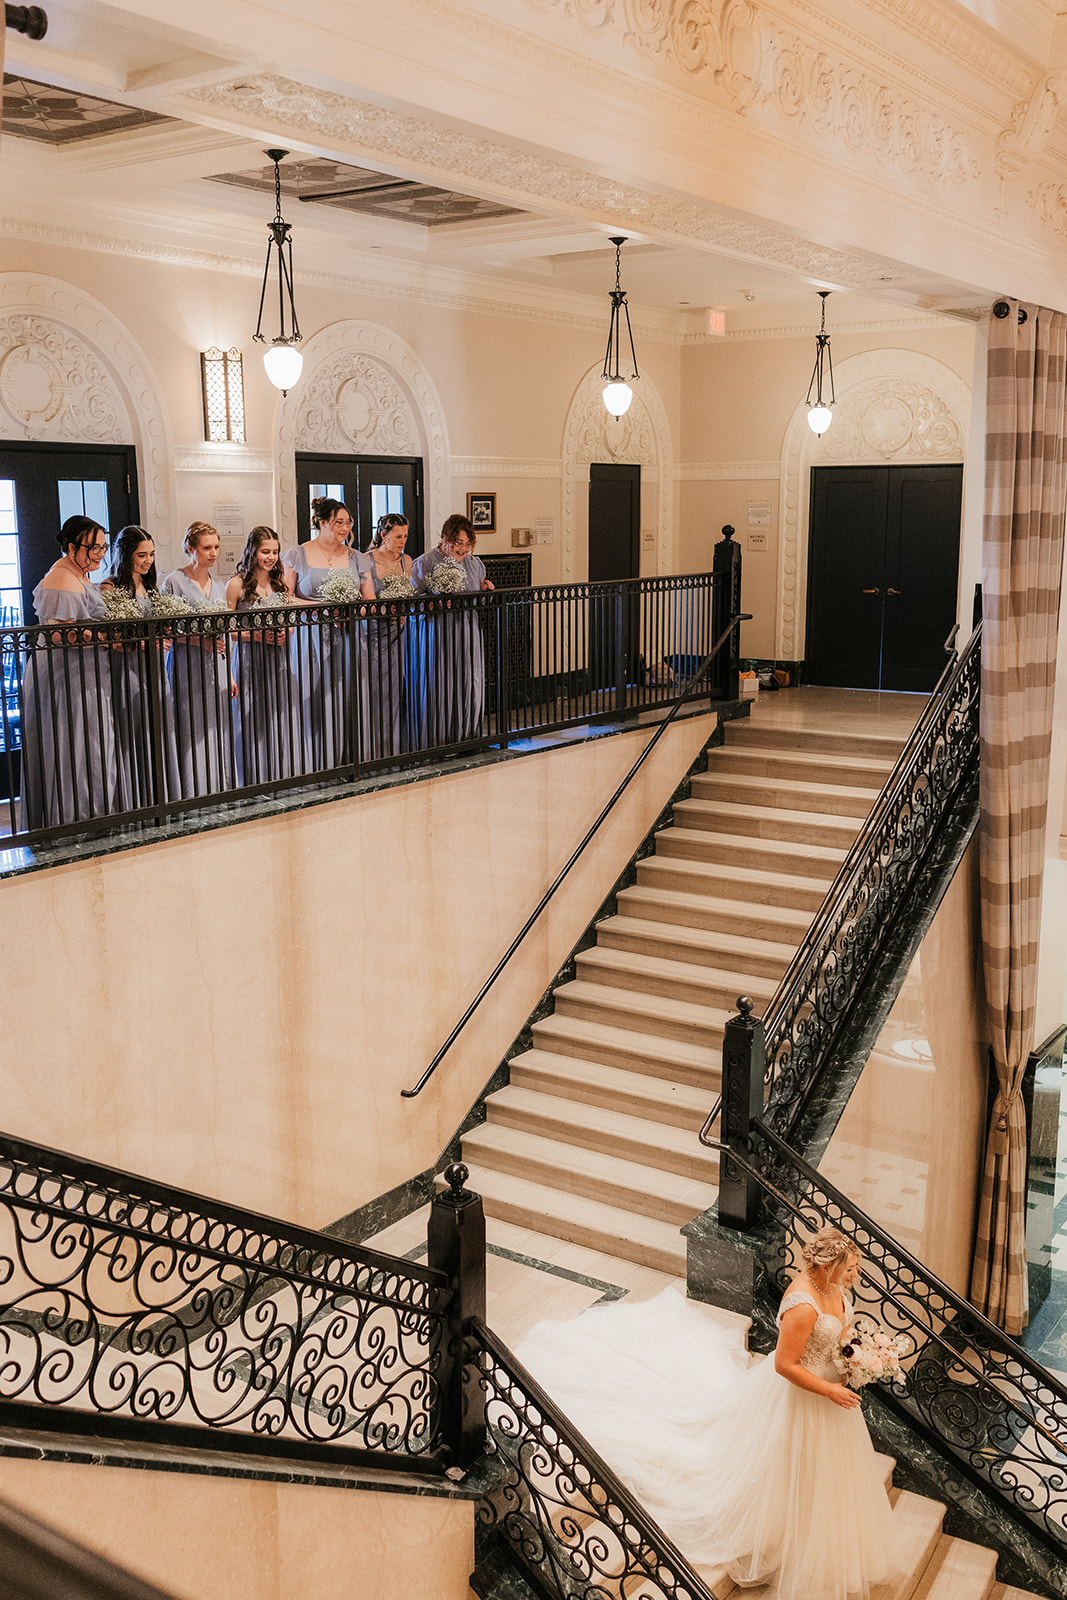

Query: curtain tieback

[992,1088,1023,1156]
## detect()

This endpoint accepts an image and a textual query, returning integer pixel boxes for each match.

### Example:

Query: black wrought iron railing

[699,621,981,1153]
[0,569,731,851]
[704,1119,1067,1582]
[0,1131,449,1470]
[470,1317,716,1600]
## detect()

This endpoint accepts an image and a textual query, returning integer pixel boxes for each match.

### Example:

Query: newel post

[428,1162,486,1468]
[713,525,742,700]
[717,996,766,1231]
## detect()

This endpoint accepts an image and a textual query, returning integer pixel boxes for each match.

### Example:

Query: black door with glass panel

[805,464,962,692]
[295,454,423,557]
[0,441,139,626]
[588,462,640,694]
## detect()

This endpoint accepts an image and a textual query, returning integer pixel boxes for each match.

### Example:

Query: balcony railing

[0,569,731,851]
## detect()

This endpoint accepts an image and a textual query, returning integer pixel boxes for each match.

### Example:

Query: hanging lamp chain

[602,235,639,386]
[253,149,302,349]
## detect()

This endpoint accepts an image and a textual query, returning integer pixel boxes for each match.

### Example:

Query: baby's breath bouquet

[252,591,293,616]
[376,573,417,601]
[101,586,143,620]
[184,597,231,637]
[150,590,193,618]
[426,557,466,595]
[316,570,363,605]
[835,1319,910,1390]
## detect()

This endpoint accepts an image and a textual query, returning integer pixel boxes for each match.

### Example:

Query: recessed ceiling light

[740,291,756,302]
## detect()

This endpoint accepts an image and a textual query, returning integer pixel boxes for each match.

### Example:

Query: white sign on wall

[213,502,245,577]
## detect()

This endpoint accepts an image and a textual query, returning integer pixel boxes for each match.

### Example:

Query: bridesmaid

[162,520,236,797]
[226,526,297,786]
[410,514,494,749]
[362,512,413,758]
[282,496,371,773]
[21,515,116,831]
[101,525,163,812]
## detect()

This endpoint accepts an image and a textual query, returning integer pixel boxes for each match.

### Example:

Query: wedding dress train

[516,1286,898,1600]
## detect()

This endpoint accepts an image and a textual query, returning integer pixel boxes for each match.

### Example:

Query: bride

[516,1227,898,1600]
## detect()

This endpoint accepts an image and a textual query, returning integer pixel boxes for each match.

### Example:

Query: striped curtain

[971,299,1067,1335]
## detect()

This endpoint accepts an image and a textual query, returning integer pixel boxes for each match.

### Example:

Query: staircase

[460,713,908,1276]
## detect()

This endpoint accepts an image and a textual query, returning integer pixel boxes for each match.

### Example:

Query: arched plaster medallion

[561,368,674,579]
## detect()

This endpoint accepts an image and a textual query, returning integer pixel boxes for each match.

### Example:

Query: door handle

[887,587,901,595]
[861,587,880,595]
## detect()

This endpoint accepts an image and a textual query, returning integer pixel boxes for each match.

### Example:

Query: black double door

[805,464,963,692]
[295,453,423,557]
[0,442,139,623]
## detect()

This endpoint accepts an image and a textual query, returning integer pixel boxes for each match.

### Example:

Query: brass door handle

[861,587,880,594]
[887,587,902,595]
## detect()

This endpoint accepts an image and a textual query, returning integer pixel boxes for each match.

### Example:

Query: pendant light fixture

[805,290,835,435]
[253,149,303,396]
[601,236,639,417]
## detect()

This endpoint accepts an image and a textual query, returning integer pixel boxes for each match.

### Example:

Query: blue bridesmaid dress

[363,557,412,758]
[161,569,235,798]
[409,548,487,749]
[231,588,298,786]
[283,544,371,772]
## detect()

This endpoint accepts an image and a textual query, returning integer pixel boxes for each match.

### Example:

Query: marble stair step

[530,1013,719,1087]
[723,722,906,761]
[990,1588,1059,1600]
[691,770,881,818]
[484,1083,719,1178]
[574,944,777,1011]
[615,884,812,942]
[671,796,862,849]
[881,1490,947,1600]
[655,825,846,878]
[909,1535,997,1600]
[462,1122,717,1225]
[553,977,733,1049]
[510,1049,717,1129]
[464,1165,689,1275]
[707,745,897,788]
[637,854,830,912]
[596,914,796,979]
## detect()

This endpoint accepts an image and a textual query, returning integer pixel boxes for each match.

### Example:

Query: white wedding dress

[516,1286,898,1600]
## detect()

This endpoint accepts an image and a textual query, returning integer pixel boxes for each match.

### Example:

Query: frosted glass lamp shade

[603,380,634,417]
[807,404,833,435]
[263,344,304,393]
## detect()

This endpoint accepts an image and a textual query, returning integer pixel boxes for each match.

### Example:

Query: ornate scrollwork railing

[758,623,981,1135]
[0,1133,448,1468]
[470,1318,716,1600]
[727,1120,1067,1579]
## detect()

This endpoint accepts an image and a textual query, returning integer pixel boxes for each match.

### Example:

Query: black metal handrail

[470,1316,717,1600]
[1,569,729,853]
[401,610,750,1097]
[0,1129,449,1470]
[0,1494,177,1600]
[699,621,981,1145]
[701,1118,1067,1573]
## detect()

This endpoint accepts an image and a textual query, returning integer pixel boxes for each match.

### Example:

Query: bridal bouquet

[252,592,293,615]
[835,1319,909,1390]
[376,573,417,601]
[426,557,466,595]
[316,570,363,605]
[150,591,192,618]
[102,586,143,620]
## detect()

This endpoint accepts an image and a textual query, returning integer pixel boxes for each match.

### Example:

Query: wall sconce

[602,235,639,418]
[805,291,835,436]
[253,149,303,395]
[200,347,246,443]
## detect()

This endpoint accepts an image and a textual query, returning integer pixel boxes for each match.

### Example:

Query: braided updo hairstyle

[801,1226,860,1284]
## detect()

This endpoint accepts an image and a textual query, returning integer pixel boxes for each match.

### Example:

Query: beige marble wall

[821,839,988,1297]
[1,713,715,1229]
[0,1457,475,1600]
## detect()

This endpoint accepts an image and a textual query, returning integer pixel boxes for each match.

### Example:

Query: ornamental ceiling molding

[452,457,562,478]
[274,320,450,542]
[186,76,927,293]
[561,367,675,579]
[776,347,970,659]
[516,0,980,186]
[0,272,174,539]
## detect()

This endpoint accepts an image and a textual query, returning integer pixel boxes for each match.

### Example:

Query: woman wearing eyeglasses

[21,515,117,831]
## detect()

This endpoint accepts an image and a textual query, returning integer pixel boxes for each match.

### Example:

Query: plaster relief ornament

[825,380,962,461]
[294,353,418,455]
[0,314,128,441]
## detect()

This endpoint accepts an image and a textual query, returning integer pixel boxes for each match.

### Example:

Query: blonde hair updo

[801,1226,859,1283]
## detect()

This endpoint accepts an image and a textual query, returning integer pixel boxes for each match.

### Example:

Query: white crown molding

[680,313,969,344]
[174,445,274,473]
[676,461,780,480]
[451,457,562,478]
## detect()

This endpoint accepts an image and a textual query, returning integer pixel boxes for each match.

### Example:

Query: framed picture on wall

[467,492,496,532]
